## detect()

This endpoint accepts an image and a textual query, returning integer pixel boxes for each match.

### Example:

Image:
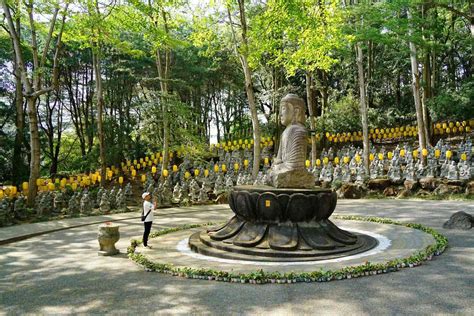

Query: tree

[226,0,261,178]
[251,0,348,167]
[407,6,428,154]
[2,0,69,205]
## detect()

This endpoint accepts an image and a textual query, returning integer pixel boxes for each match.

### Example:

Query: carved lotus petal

[268,223,298,250]
[233,222,268,247]
[233,191,255,220]
[318,192,337,219]
[277,194,290,221]
[209,216,245,241]
[287,193,314,222]
[257,192,281,221]
[321,219,357,245]
[298,223,338,250]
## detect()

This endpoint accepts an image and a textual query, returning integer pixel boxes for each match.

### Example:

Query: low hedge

[128,216,448,284]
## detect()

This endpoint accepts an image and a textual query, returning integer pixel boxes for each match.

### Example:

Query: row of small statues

[142,142,473,206]
[313,158,472,185]
[142,169,262,206]
[0,184,135,227]
[315,139,471,163]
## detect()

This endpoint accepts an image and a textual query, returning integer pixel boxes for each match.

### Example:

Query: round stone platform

[135,219,437,274]
[189,229,377,262]
[195,185,376,260]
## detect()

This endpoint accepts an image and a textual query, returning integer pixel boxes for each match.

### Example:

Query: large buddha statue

[267,94,315,188]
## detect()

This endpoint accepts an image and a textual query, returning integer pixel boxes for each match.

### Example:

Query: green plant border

[128,216,448,284]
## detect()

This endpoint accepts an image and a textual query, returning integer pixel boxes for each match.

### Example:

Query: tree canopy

[0,0,472,191]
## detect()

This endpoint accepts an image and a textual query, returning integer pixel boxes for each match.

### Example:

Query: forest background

[0,0,472,201]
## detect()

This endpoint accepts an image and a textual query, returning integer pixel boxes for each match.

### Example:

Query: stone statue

[236,173,245,186]
[320,165,333,183]
[267,94,315,188]
[80,192,93,215]
[99,193,111,213]
[178,184,189,203]
[198,184,209,203]
[342,164,352,183]
[188,179,200,202]
[328,147,334,160]
[160,177,173,206]
[333,164,342,182]
[311,166,321,182]
[388,164,402,183]
[53,191,67,214]
[349,157,357,171]
[96,188,104,208]
[253,172,264,186]
[213,174,225,195]
[404,161,417,182]
[355,164,366,184]
[124,183,133,198]
[172,183,181,203]
[13,196,27,220]
[0,199,13,226]
[109,188,117,210]
[447,161,459,180]
[459,161,471,180]
[152,186,162,207]
[225,175,234,192]
[39,193,53,216]
[415,161,426,178]
[116,191,127,212]
[66,193,79,215]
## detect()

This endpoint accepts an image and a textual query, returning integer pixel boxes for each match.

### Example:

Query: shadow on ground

[0,200,472,314]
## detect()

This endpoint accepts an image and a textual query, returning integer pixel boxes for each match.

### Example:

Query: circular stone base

[189,230,378,262]
[133,219,438,274]
[98,249,119,256]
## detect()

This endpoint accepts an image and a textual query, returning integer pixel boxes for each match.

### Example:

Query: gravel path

[0,200,473,315]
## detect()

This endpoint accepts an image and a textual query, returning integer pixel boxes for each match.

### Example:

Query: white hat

[142,192,151,199]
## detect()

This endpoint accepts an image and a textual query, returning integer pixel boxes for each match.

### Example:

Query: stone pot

[98,223,120,256]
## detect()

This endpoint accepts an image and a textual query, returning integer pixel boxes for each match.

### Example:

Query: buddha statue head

[280,94,306,126]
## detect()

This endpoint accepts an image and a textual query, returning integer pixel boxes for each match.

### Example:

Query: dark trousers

[143,221,152,246]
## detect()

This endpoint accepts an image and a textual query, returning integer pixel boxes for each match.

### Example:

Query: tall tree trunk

[12,53,26,186]
[26,96,41,204]
[306,72,317,168]
[421,5,432,146]
[93,50,106,186]
[422,51,432,146]
[367,40,373,108]
[356,42,370,173]
[408,9,427,157]
[320,70,329,117]
[272,67,281,154]
[241,57,261,178]
[156,48,170,175]
[228,0,261,178]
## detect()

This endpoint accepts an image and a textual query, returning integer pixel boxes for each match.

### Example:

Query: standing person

[141,192,155,248]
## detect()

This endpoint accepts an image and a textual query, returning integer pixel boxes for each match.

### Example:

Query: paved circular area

[138,220,435,273]
[0,200,473,314]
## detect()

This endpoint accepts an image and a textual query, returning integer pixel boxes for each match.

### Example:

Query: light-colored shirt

[142,200,154,222]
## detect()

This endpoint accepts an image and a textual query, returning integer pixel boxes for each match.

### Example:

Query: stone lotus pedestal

[98,223,120,256]
[189,185,377,262]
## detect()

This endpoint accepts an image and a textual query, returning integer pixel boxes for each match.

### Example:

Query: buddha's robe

[271,123,307,173]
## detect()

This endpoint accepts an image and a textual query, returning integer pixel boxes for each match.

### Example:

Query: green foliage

[0,0,472,183]
[250,0,349,74]
[128,216,448,284]
[428,80,474,122]
[318,93,361,133]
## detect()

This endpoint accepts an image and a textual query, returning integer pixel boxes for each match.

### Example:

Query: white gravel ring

[176,227,391,266]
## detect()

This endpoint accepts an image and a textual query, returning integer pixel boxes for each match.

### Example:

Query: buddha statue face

[280,102,293,126]
[279,94,306,126]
